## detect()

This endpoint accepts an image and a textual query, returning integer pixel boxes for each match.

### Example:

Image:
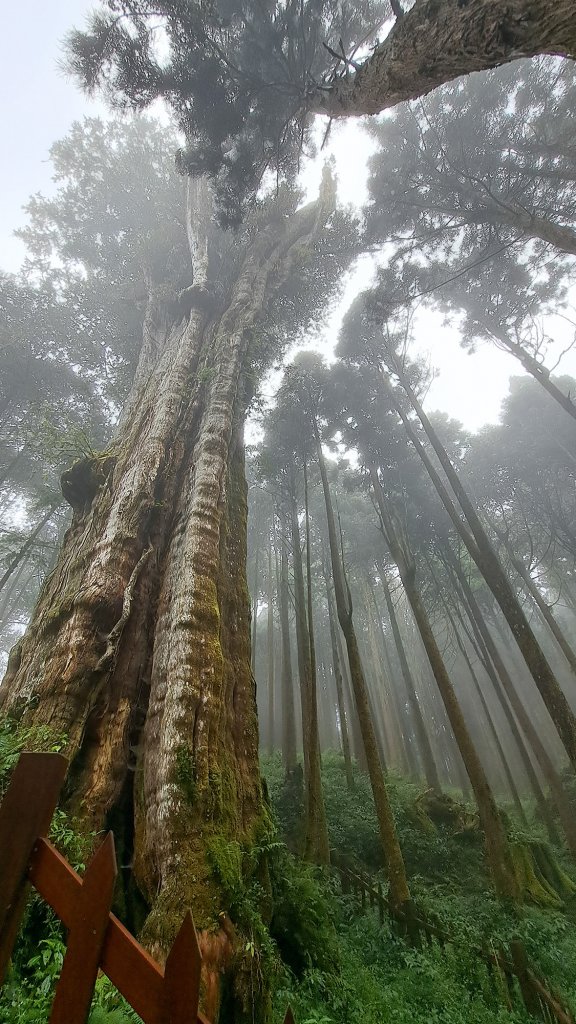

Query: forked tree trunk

[0,178,336,1022]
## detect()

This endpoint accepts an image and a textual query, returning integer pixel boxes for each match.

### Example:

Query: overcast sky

[2,3,576,432]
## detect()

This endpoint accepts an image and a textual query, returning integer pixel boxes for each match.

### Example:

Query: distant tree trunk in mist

[279,529,297,773]
[314,427,411,913]
[0,503,61,596]
[380,573,442,792]
[391,370,576,771]
[503,539,576,678]
[267,538,275,755]
[0,178,336,1021]
[369,466,518,898]
[442,598,527,821]
[251,529,260,677]
[314,0,576,119]
[452,560,576,854]
[322,552,354,790]
[484,325,576,421]
[363,585,408,773]
[289,470,330,865]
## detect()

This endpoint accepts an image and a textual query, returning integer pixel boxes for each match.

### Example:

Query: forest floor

[2,725,576,1024]
[263,754,576,1024]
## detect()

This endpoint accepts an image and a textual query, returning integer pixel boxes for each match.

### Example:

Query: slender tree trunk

[279,527,297,773]
[313,0,576,119]
[452,560,576,855]
[251,534,260,677]
[380,572,442,792]
[505,542,576,677]
[0,503,61,596]
[443,598,527,821]
[392,370,576,770]
[314,428,410,912]
[322,550,355,790]
[369,466,518,897]
[289,471,330,865]
[0,179,336,1020]
[267,536,275,755]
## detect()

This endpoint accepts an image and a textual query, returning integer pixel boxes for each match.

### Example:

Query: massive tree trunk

[313,0,576,118]
[0,178,335,1022]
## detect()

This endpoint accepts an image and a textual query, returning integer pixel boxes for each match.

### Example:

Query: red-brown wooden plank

[28,839,210,1024]
[162,912,202,1023]
[50,832,117,1024]
[0,752,68,982]
[283,1006,295,1024]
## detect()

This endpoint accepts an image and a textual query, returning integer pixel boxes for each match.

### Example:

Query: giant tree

[0,104,353,1019]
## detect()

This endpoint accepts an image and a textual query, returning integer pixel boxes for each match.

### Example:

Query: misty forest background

[3,2,576,1023]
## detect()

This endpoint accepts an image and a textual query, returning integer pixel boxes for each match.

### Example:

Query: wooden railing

[333,856,575,1024]
[0,752,294,1024]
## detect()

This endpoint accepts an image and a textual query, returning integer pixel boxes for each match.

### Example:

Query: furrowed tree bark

[369,465,518,898]
[313,0,576,118]
[0,176,336,1022]
[314,424,411,914]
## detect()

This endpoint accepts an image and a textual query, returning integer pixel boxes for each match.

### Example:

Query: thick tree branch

[312,0,576,118]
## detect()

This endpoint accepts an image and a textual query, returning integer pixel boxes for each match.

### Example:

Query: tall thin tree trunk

[267,535,275,755]
[369,466,518,898]
[380,572,442,792]
[314,428,411,913]
[289,471,329,865]
[279,526,297,773]
[322,549,355,790]
[391,372,576,770]
[452,560,576,854]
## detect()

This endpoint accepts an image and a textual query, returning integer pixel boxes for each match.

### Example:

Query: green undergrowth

[263,751,576,1024]
[0,720,140,1024]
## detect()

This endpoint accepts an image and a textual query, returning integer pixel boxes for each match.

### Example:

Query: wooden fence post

[50,832,117,1024]
[162,911,202,1024]
[283,1006,295,1024]
[0,752,68,982]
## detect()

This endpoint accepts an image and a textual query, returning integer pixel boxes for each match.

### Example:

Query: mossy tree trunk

[0,179,336,1022]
